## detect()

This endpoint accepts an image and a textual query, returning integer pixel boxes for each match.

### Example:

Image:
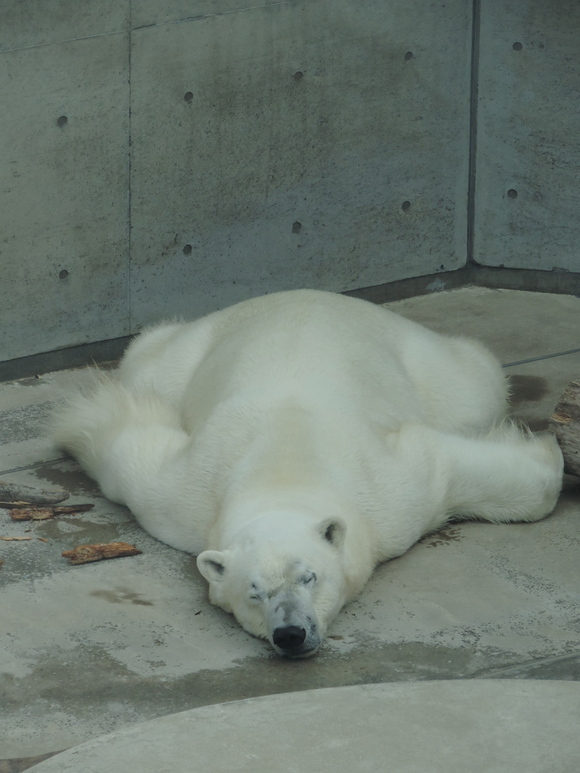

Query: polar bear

[51,290,563,657]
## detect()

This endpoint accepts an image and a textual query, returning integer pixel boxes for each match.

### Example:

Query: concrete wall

[0,0,471,364]
[0,1,577,367]
[1,4,130,364]
[474,1,580,272]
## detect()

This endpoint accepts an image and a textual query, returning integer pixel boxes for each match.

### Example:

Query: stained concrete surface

[23,681,580,773]
[2,0,473,363]
[1,287,579,769]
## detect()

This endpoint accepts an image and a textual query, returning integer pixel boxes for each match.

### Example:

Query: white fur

[51,290,563,657]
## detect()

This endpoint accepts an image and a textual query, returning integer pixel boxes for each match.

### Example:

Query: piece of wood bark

[0,481,69,505]
[10,508,54,521]
[8,503,95,521]
[62,542,142,565]
[0,536,32,541]
[52,504,94,515]
[549,379,580,476]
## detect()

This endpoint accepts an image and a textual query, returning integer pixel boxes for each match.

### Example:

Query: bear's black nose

[273,625,306,650]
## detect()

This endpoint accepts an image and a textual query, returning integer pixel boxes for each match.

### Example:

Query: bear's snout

[273,625,306,652]
[265,588,322,657]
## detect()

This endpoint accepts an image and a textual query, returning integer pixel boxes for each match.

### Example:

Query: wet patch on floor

[419,526,464,547]
[31,462,101,498]
[508,374,550,405]
[90,588,155,606]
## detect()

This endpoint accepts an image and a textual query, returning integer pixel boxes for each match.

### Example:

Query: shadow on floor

[0,753,63,773]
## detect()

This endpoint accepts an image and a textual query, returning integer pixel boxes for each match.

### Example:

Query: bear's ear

[197,550,229,584]
[317,518,346,550]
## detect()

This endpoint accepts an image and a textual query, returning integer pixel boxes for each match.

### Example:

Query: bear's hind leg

[51,376,202,551]
[51,376,186,505]
[439,424,564,524]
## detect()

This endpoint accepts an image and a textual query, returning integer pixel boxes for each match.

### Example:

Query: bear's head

[196,517,347,657]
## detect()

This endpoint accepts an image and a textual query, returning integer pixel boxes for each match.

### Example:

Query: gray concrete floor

[1,287,580,770]
[18,681,580,773]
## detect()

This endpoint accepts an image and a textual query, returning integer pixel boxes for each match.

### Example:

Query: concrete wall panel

[474,1,580,271]
[130,0,472,325]
[0,34,130,361]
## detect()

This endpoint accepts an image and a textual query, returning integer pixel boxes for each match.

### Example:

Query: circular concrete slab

[27,680,580,773]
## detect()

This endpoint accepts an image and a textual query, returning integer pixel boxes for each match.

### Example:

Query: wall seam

[466,0,481,266]
[128,1,133,334]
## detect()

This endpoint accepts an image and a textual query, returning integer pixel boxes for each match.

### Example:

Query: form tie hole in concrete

[183,244,193,255]
[507,189,518,199]
[293,71,304,81]
[404,51,414,61]
[184,91,193,102]
[402,200,411,212]
[292,221,302,233]
[59,269,69,280]
[512,42,523,51]
[57,115,68,128]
